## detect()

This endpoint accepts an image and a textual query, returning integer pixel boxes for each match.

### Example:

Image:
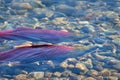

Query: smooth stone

[79,21,90,24]
[45,10,54,18]
[19,3,33,9]
[84,77,96,80]
[56,4,75,16]
[30,0,45,8]
[100,69,111,76]
[84,59,93,69]
[95,76,104,80]
[61,70,72,77]
[66,58,77,64]
[46,60,55,68]
[108,76,118,80]
[112,72,120,78]
[11,3,32,10]
[44,72,53,78]
[75,63,88,71]
[112,38,120,45]
[87,70,99,77]
[68,64,75,68]
[60,62,68,68]
[28,72,44,79]
[113,63,120,70]
[14,74,27,80]
[13,10,27,15]
[52,17,68,24]
[53,72,61,77]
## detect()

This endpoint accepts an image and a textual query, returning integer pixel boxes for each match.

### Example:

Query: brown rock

[14,74,27,80]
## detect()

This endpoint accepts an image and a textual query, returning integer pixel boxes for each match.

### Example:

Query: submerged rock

[84,77,96,80]
[28,72,44,79]
[53,72,61,77]
[11,3,33,10]
[44,72,53,78]
[14,74,28,80]
[75,63,88,74]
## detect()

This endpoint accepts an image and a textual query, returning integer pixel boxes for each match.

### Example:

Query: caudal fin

[0,31,4,37]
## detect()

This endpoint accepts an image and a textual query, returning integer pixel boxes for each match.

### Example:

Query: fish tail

[0,31,5,37]
[0,30,12,37]
[0,31,3,36]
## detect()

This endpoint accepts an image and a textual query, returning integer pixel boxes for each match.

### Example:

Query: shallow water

[0,0,120,79]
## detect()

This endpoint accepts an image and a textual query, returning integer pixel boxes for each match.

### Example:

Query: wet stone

[60,62,68,68]
[113,63,120,70]
[61,70,72,77]
[84,77,96,80]
[75,63,88,73]
[86,70,99,77]
[11,3,33,10]
[53,72,61,77]
[44,72,53,78]
[84,59,93,69]
[14,74,28,80]
[56,4,75,16]
[28,72,44,79]
[108,76,118,80]
[30,0,46,8]
[100,69,111,77]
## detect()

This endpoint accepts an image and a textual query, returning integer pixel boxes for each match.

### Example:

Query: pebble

[113,63,120,70]
[14,74,27,80]
[28,72,44,79]
[53,72,62,77]
[60,62,68,68]
[52,17,68,24]
[86,70,99,77]
[100,69,111,76]
[44,72,53,78]
[84,59,93,69]
[84,77,96,80]
[61,70,72,77]
[112,38,120,45]
[79,21,90,24]
[112,72,120,78]
[12,3,33,10]
[108,76,118,80]
[30,0,46,8]
[68,64,74,68]
[75,63,88,74]
[46,60,55,68]
[56,4,75,16]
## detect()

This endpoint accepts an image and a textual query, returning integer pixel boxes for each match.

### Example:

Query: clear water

[0,0,120,79]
